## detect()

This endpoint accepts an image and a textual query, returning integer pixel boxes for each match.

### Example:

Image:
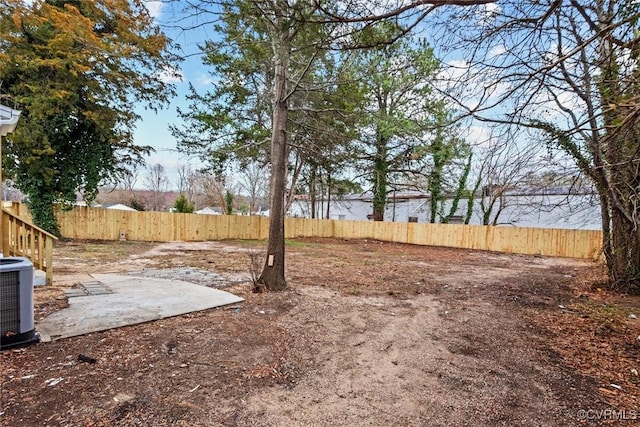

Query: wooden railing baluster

[1,207,58,285]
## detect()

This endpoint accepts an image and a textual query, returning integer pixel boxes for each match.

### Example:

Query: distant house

[254,207,269,217]
[103,203,137,211]
[74,201,102,208]
[287,190,602,230]
[195,206,222,215]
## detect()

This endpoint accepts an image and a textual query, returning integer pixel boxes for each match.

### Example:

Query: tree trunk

[372,172,386,221]
[600,130,640,293]
[428,167,441,223]
[310,165,317,219]
[480,193,492,225]
[284,148,302,214]
[319,177,325,219]
[598,190,612,272]
[28,191,61,237]
[608,205,640,293]
[465,175,482,225]
[443,153,472,223]
[257,32,289,292]
[372,135,388,221]
[595,34,640,294]
[325,171,331,219]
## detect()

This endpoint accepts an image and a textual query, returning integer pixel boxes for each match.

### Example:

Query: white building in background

[287,190,601,230]
[195,206,222,215]
[104,203,138,211]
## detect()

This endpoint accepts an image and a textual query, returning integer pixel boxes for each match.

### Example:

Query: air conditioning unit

[1,257,39,350]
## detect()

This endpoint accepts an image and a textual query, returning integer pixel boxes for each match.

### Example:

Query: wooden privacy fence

[55,206,603,259]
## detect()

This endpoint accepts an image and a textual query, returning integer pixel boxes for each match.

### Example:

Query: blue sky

[135,1,215,189]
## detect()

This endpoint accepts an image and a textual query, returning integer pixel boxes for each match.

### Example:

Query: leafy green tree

[173,1,359,290]
[351,34,446,221]
[173,194,194,213]
[0,0,178,234]
[425,111,472,223]
[171,3,273,170]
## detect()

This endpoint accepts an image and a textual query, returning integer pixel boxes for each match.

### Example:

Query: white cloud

[438,59,470,81]
[484,3,500,14]
[156,67,183,84]
[481,3,500,17]
[194,73,214,88]
[144,1,163,20]
[489,45,507,58]
[530,89,583,122]
[477,2,500,25]
[463,125,492,146]
[437,59,513,112]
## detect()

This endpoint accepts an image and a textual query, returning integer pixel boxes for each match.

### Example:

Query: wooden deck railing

[1,208,58,285]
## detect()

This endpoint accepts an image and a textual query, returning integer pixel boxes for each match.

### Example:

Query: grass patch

[231,239,266,247]
[572,302,628,321]
[55,240,155,259]
[569,301,634,336]
[285,239,318,248]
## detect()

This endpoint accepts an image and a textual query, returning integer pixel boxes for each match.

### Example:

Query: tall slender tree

[174,0,494,290]
[173,1,357,290]
[425,111,471,223]
[351,33,454,221]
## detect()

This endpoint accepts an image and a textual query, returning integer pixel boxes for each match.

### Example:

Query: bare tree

[117,166,145,209]
[237,162,269,214]
[176,163,193,195]
[190,171,238,212]
[433,0,640,292]
[119,167,139,193]
[144,163,169,211]
[470,133,547,226]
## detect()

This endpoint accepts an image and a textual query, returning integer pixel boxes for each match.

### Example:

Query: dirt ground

[2,238,639,426]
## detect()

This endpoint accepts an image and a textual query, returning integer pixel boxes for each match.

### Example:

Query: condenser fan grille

[1,270,20,335]
[0,257,38,350]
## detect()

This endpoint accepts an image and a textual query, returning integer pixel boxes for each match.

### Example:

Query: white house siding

[288,194,601,230]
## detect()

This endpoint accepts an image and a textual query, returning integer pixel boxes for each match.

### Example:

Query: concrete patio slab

[36,273,244,342]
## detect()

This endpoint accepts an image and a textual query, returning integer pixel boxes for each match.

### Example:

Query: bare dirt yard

[2,238,639,426]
